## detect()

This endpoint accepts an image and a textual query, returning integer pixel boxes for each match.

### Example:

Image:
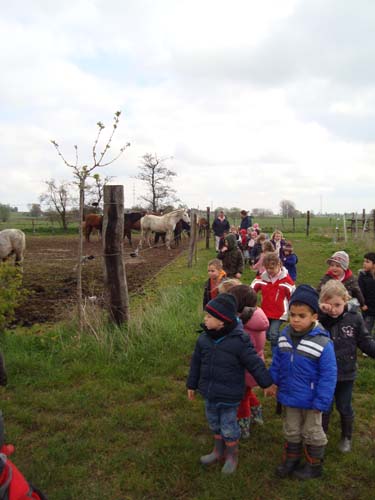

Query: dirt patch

[15,234,190,326]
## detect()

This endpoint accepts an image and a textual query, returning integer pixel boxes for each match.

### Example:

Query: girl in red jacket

[229,285,270,438]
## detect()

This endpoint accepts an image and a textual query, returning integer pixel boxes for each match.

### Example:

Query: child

[318,280,375,453]
[281,241,298,282]
[217,233,244,279]
[270,230,286,258]
[316,251,365,308]
[358,252,375,335]
[251,252,295,350]
[269,285,337,480]
[249,232,267,266]
[251,241,275,276]
[229,285,269,438]
[203,259,227,309]
[187,294,273,474]
[218,278,242,294]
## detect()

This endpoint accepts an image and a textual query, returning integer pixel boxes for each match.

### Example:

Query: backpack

[0,447,47,500]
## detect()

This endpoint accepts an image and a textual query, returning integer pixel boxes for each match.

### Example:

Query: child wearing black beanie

[187,293,273,474]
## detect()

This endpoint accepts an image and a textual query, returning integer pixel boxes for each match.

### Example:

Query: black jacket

[212,217,230,237]
[358,270,375,315]
[187,321,273,404]
[319,309,375,381]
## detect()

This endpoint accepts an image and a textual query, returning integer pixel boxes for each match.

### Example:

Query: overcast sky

[1,0,375,214]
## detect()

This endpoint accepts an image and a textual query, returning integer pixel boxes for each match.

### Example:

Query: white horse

[0,229,26,266]
[139,209,190,250]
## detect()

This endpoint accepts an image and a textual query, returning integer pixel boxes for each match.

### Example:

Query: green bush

[0,264,26,330]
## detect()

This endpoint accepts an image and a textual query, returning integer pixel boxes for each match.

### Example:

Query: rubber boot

[221,440,239,474]
[200,434,225,466]
[322,412,331,434]
[275,442,302,478]
[293,445,324,480]
[238,418,251,439]
[338,415,353,453]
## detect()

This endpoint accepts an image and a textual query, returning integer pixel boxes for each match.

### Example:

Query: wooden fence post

[103,185,129,325]
[206,206,210,249]
[306,211,310,237]
[292,217,295,233]
[188,210,197,268]
[343,214,348,243]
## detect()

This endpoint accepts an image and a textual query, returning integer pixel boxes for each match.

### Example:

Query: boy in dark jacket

[217,233,244,279]
[316,251,365,308]
[319,280,375,453]
[269,285,337,480]
[358,252,375,335]
[187,294,273,474]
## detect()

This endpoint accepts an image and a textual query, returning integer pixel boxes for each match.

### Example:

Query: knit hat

[327,251,349,271]
[289,284,319,313]
[205,293,238,323]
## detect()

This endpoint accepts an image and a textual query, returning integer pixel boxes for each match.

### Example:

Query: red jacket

[251,267,295,320]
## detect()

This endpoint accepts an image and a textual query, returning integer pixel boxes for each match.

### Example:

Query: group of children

[187,233,375,479]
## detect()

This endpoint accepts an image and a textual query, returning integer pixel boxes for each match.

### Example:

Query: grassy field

[2,231,375,499]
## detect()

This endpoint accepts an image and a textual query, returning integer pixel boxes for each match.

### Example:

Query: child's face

[289,304,318,333]
[265,262,281,278]
[328,262,345,278]
[363,258,375,273]
[321,295,346,318]
[208,265,220,280]
[274,232,282,241]
[204,312,224,330]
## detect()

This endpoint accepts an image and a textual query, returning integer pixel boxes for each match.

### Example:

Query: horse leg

[85,225,91,242]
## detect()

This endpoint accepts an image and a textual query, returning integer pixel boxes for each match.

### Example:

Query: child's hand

[264,384,277,398]
[187,389,196,401]
[319,302,332,314]
[235,273,242,279]
[362,305,368,311]
[221,246,228,252]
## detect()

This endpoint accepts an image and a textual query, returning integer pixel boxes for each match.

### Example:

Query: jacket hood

[261,266,288,282]
[225,233,237,250]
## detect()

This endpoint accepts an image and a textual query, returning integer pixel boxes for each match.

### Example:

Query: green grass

[2,233,375,498]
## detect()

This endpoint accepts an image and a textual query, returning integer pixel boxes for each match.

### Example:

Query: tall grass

[2,234,375,498]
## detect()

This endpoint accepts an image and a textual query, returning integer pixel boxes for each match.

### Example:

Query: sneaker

[238,418,251,439]
[251,406,264,425]
[338,437,352,453]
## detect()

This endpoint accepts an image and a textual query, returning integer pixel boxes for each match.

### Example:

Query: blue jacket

[187,321,273,404]
[281,253,298,282]
[270,323,337,412]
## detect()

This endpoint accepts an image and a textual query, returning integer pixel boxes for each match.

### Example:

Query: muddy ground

[15,234,190,326]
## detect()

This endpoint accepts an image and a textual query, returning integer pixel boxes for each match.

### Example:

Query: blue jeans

[204,400,240,442]
[266,319,284,349]
[331,380,354,418]
[363,314,375,335]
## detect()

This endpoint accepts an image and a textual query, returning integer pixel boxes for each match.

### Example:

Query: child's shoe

[251,405,264,425]
[221,441,239,474]
[238,418,251,439]
[338,437,352,453]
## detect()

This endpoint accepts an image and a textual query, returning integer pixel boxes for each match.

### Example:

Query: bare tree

[28,203,43,217]
[85,173,115,210]
[40,179,74,230]
[280,199,297,218]
[51,111,130,332]
[137,153,177,211]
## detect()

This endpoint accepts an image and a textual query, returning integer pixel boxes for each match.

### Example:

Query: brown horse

[198,217,209,238]
[84,214,103,242]
[124,211,146,246]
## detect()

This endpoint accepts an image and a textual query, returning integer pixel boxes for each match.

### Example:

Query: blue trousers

[204,400,240,442]
[331,380,354,418]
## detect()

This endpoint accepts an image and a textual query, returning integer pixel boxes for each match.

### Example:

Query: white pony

[0,229,26,266]
[139,209,190,250]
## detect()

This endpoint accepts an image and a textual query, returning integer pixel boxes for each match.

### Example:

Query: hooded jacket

[358,269,375,314]
[251,267,295,320]
[270,323,337,412]
[319,308,375,381]
[217,233,244,277]
[187,321,273,404]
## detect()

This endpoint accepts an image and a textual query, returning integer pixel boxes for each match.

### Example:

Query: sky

[1,0,375,214]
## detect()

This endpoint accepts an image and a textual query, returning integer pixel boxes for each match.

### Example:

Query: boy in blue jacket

[269,285,337,480]
[187,293,273,474]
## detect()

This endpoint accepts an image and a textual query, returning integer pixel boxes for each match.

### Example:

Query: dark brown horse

[154,219,191,247]
[124,211,146,246]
